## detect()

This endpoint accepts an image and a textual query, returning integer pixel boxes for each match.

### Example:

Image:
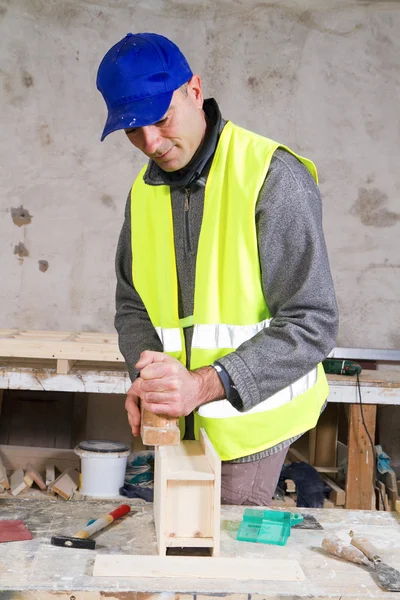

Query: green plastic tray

[236,509,304,545]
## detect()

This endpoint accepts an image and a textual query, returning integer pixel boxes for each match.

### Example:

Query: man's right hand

[125,387,141,437]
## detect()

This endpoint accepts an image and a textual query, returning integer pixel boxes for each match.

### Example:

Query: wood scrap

[10,468,28,496]
[25,463,47,490]
[50,468,79,500]
[46,464,56,487]
[93,555,305,581]
[0,457,10,490]
[23,472,34,488]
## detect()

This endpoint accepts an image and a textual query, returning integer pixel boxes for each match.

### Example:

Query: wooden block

[45,464,56,487]
[396,500,400,513]
[10,468,28,496]
[56,359,76,374]
[23,473,34,488]
[25,463,47,490]
[285,479,296,493]
[321,474,346,506]
[140,407,180,446]
[93,555,305,581]
[0,456,10,490]
[345,403,377,510]
[50,468,79,500]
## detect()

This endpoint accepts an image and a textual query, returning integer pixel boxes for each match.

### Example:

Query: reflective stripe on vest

[156,319,272,352]
[198,366,317,419]
[130,121,328,460]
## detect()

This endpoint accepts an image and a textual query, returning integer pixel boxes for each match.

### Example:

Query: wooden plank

[0,330,124,362]
[327,369,400,389]
[93,555,305,581]
[345,403,377,510]
[154,445,167,556]
[200,428,221,557]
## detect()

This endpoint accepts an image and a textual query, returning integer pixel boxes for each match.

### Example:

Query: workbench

[0,498,399,599]
[1,334,400,510]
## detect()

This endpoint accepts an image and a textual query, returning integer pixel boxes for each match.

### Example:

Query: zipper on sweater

[184,187,192,253]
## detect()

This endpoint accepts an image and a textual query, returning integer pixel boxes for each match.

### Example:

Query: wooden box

[154,428,221,556]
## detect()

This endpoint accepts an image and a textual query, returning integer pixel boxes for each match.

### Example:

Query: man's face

[124,75,206,172]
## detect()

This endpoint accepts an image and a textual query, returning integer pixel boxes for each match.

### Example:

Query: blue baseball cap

[97,33,193,141]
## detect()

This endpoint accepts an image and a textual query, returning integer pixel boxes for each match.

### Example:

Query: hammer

[51,504,130,549]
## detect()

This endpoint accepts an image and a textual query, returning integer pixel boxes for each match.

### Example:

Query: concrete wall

[1,0,399,349]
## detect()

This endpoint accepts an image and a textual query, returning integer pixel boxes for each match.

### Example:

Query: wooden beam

[321,474,345,506]
[345,403,377,510]
[314,403,338,467]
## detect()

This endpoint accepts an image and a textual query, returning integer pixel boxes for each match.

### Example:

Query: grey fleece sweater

[115,112,339,462]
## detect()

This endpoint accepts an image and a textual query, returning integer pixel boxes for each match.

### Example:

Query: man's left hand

[127,350,224,418]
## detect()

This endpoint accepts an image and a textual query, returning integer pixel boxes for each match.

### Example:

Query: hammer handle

[74,504,130,539]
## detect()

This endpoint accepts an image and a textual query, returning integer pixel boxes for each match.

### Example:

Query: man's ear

[188,74,204,108]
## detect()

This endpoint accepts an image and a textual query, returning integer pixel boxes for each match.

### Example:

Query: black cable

[356,372,386,510]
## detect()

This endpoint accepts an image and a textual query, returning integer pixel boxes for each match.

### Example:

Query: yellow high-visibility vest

[130,121,329,460]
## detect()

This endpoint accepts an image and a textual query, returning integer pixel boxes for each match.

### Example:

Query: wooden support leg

[345,403,377,510]
[56,359,76,374]
[314,403,338,468]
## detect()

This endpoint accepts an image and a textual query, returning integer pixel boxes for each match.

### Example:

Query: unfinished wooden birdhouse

[153,428,221,556]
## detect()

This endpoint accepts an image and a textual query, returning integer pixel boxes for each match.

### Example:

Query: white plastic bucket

[74,440,130,498]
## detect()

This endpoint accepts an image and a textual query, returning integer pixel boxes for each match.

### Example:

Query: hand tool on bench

[51,504,130,549]
[322,533,400,592]
[350,530,400,592]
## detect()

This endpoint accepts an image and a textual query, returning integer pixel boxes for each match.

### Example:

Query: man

[97,32,338,506]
